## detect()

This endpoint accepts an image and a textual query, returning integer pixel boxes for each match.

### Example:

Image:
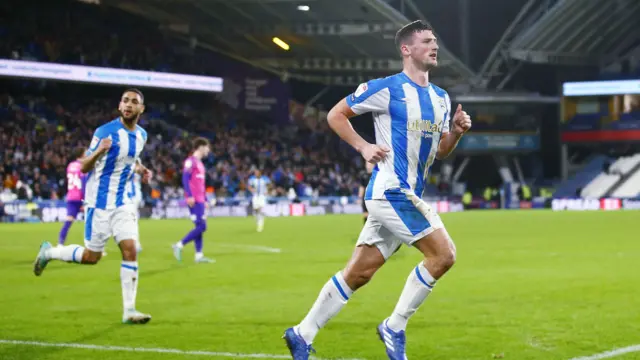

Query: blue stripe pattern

[384,189,431,236]
[364,167,378,200]
[96,131,120,209]
[414,87,435,197]
[121,264,138,271]
[415,266,434,289]
[116,131,137,206]
[84,208,95,240]
[72,246,80,262]
[127,176,136,199]
[388,84,410,189]
[331,275,350,301]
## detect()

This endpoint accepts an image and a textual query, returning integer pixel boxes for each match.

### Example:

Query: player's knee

[438,246,456,271]
[198,220,207,233]
[119,240,138,261]
[82,251,101,264]
[343,267,376,289]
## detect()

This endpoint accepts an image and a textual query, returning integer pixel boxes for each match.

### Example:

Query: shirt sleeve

[183,159,193,174]
[182,160,193,196]
[182,172,192,197]
[84,127,109,157]
[345,78,390,115]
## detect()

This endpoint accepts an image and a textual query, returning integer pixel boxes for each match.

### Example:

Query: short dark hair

[73,146,85,160]
[193,137,210,150]
[122,88,144,103]
[394,20,433,55]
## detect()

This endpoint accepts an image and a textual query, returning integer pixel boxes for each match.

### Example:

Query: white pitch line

[0,339,365,360]
[218,243,282,253]
[568,344,640,360]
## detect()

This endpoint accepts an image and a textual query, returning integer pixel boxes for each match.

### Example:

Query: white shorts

[252,195,266,210]
[356,189,445,260]
[84,204,139,252]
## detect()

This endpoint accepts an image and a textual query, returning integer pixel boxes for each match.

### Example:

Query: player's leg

[253,196,265,232]
[385,228,454,330]
[284,206,396,358]
[173,203,203,261]
[58,201,81,246]
[293,243,386,341]
[34,208,105,276]
[113,205,150,324]
[376,191,454,360]
[134,201,142,253]
[256,206,265,232]
[193,204,214,263]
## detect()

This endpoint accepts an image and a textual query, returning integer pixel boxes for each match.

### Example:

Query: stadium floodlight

[272,37,290,51]
[297,5,310,11]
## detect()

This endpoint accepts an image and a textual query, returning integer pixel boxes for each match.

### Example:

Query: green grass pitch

[0,210,639,360]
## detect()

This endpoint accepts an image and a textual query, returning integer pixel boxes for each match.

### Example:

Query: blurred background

[1,0,639,220]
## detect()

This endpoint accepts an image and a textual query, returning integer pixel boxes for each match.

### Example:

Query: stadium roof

[508,0,640,67]
[105,0,481,88]
[104,0,638,92]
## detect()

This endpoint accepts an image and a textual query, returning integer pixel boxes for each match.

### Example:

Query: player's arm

[247,178,256,193]
[328,81,390,163]
[133,158,144,174]
[436,132,463,160]
[81,133,111,173]
[182,159,195,206]
[327,99,370,153]
[134,158,153,183]
[437,100,472,160]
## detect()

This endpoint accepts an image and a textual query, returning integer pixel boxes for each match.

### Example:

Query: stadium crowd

[0,0,377,205]
[0,90,369,204]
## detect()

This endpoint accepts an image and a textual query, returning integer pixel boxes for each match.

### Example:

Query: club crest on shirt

[438,97,447,111]
[352,83,368,100]
[89,136,100,150]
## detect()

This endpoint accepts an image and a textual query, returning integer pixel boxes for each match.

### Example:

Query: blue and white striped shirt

[346,72,451,200]
[84,118,147,210]
[127,172,142,204]
[248,175,270,197]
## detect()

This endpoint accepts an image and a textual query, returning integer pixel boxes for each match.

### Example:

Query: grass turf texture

[0,210,639,360]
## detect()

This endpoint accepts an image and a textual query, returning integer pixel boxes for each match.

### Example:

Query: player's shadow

[0,323,120,359]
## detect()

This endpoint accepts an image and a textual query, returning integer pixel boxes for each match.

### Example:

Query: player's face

[118,92,145,121]
[200,145,211,157]
[407,30,439,70]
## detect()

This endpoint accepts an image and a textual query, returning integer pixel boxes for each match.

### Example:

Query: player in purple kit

[172,137,214,264]
[58,147,87,247]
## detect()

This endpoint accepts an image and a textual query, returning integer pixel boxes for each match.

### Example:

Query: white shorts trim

[84,204,139,252]
[356,189,445,259]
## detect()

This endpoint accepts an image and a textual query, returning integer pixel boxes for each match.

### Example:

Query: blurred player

[283,21,472,360]
[126,171,143,253]
[33,88,153,324]
[57,147,87,247]
[357,161,375,225]
[248,168,270,232]
[172,137,214,263]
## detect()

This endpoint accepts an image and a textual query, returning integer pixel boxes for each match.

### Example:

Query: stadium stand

[553,155,612,198]
[572,153,640,198]
[0,90,370,203]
